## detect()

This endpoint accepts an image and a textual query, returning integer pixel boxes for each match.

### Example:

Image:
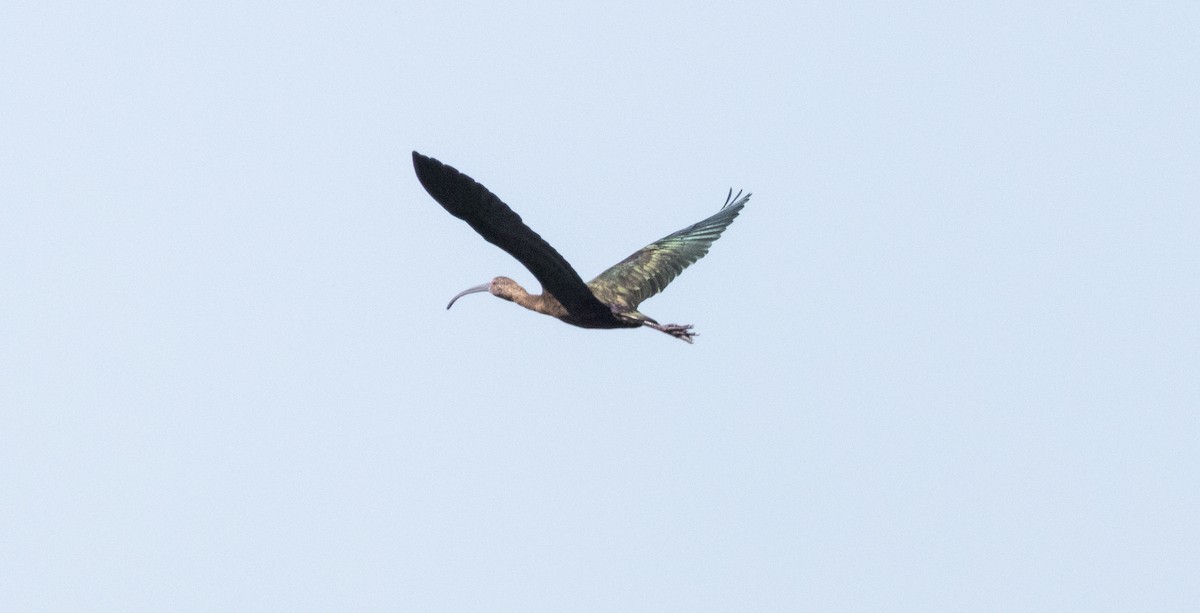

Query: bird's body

[413,151,748,343]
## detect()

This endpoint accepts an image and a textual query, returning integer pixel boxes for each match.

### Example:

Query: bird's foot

[647,322,696,344]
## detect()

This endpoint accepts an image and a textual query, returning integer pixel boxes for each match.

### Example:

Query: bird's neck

[511,289,568,319]
[492,280,571,319]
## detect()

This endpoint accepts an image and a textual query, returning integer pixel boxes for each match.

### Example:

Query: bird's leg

[644,321,697,344]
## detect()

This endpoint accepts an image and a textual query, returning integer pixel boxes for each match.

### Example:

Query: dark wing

[412,151,616,324]
[590,190,749,309]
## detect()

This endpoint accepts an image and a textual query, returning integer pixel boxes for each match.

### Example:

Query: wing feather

[590,190,749,308]
[412,152,616,324]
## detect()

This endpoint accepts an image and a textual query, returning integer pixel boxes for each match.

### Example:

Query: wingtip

[412,151,445,182]
[723,188,751,210]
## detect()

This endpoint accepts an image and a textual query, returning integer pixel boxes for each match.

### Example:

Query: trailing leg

[644,320,697,343]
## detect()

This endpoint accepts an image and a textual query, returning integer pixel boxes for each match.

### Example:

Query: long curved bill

[446,283,491,309]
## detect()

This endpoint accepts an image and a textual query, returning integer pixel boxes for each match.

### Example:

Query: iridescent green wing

[590,190,749,309]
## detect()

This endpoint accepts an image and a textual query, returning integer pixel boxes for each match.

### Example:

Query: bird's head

[446,276,524,309]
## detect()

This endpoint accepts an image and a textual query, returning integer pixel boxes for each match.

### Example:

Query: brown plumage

[413,151,748,343]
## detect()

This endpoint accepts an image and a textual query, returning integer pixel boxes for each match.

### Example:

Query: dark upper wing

[590,190,749,309]
[412,151,616,323]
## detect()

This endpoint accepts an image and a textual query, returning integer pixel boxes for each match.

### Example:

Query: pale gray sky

[2,1,1197,611]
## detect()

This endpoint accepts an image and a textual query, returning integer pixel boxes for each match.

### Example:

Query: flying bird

[412,151,748,343]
